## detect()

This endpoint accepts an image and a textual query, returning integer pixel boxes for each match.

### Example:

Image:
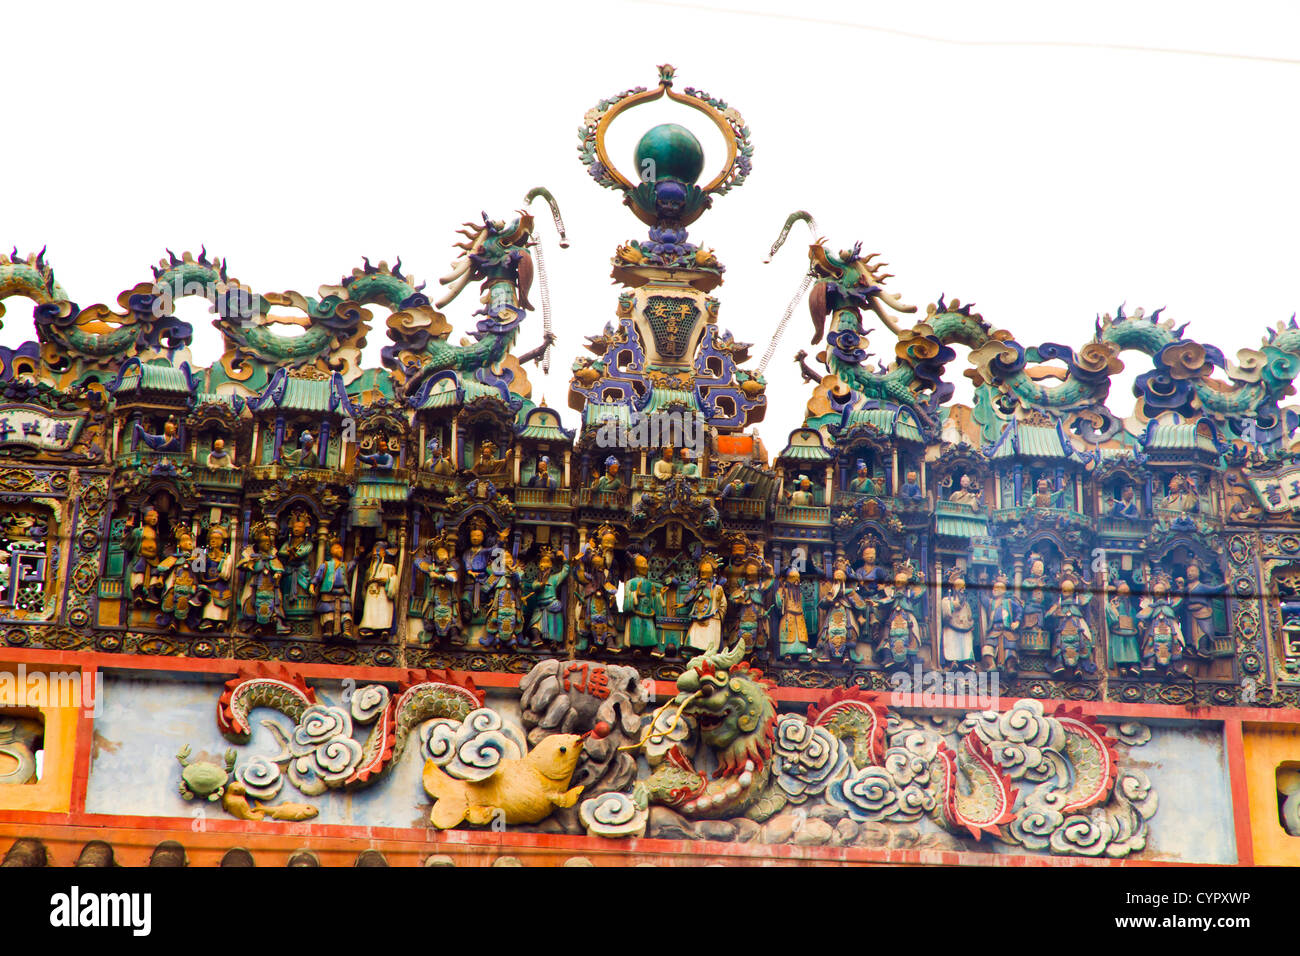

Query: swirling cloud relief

[420,708,526,782]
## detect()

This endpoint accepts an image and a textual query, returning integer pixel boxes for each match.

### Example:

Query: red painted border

[0,809,1233,867]
[3,645,1295,865]
[69,663,96,815]
[1223,718,1255,866]
[4,643,1300,723]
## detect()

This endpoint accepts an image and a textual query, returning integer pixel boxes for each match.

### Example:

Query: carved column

[318,420,332,468]
[314,522,327,568]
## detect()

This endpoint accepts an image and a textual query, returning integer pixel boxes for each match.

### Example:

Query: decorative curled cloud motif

[643,703,695,764]
[1229,347,1266,383]
[288,704,363,795]
[895,324,957,396]
[1114,722,1152,747]
[420,708,526,782]
[826,328,868,365]
[886,724,942,765]
[894,325,956,408]
[350,683,390,724]
[472,304,525,338]
[882,746,934,793]
[237,754,284,800]
[772,714,850,803]
[827,759,935,823]
[822,714,946,823]
[1045,769,1156,857]
[1134,367,1195,413]
[1260,346,1300,392]
[1071,407,1123,443]
[1159,341,1215,381]
[967,335,1023,387]
[963,699,1068,785]
[1010,786,1070,848]
[1073,341,1124,381]
[579,791,648,838]
[826,765,904,819]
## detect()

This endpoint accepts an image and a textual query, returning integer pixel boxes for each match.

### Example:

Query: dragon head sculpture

[436,213,536,312]
[808,240,917,345]
[672,642,776,778]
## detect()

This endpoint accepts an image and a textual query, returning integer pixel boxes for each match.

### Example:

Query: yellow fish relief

[423,732,589,829]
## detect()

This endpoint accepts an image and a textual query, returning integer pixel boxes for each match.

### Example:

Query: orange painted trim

[69,664,96,815]
[0,645,520,689]
[0,815,1236,868]
[5,643,1300,723]
[1224,718,1255,866]
[1237,722,1300,865]
[0,667,81,815]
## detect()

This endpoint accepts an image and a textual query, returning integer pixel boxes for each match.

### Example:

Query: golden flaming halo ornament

[578,64,753,228]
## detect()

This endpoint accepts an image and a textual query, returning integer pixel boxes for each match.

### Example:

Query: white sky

[3,0,1298,447]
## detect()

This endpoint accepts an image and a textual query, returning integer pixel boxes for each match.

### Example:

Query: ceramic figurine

[277,511,315,615]
[591,455,623,492]
[528,455,558,489]
[197,527,235,630]
[817,558,867,664]
[728,557,773,655]
[1106,579,1142,677]
[416,537,462,645]
[358,541,399,638]
[575,548,619,651]
[122,506,165,606]
[775,567,811,659]
[310,541,356,640]
[238,527,289,634]
[623,553,662,654]
[156,530,201,630]
[982,572,1022,672]
[205,437,236,469]
[525,547,568,647]
[939,567,978,670]
[679,557,727,656]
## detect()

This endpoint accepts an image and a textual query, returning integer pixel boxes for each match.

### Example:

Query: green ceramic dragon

[632,642,785,821]
[387,196,565,393]
[627,643,1016,836]
[772,211,1300,426]
[2,248,195,385]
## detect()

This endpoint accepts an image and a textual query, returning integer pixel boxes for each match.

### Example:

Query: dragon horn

[434,271,474,309]
[877,289,917,314]
[439,258,472,286]
[716,641,745,670]
[868,297,908,336]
